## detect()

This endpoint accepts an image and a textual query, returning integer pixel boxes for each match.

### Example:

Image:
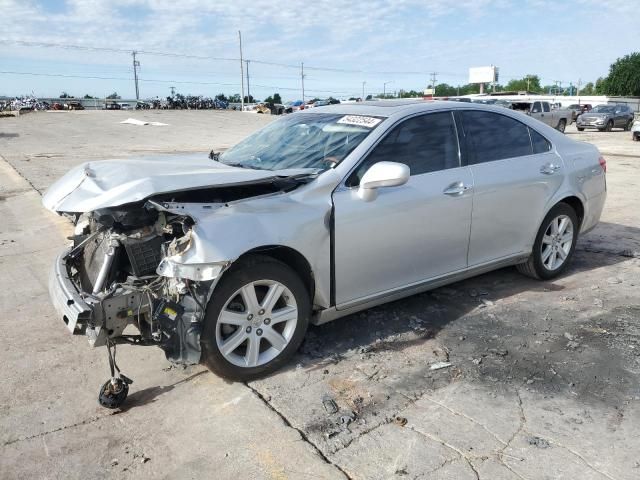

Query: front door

[332,111,473,308]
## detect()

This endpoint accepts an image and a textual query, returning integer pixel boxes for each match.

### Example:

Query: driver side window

[347,111,460,187]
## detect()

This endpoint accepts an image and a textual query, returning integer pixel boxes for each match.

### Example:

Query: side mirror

[358,161,410,201]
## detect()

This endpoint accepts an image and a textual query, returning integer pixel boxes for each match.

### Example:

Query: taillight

[599,156,607,173]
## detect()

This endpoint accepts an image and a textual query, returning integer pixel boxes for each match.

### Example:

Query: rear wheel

[556,119,566,133]
[201,255,310,381]
[516,203,579,280]
[605,120,613,132]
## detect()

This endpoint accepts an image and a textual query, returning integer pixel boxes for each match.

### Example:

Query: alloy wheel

[215,280,298,368]
[540,215,574,271]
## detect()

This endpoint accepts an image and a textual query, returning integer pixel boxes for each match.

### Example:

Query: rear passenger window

[461,111,533,164]
[529,128,552,154]
[348,112,459,186]
[542,103,550,113]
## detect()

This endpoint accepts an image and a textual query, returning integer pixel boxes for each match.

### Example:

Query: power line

[0,38,502,79]
[0,70,357,95]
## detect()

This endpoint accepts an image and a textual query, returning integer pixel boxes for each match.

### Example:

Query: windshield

[220,113,383,171]
[591,105,615,113]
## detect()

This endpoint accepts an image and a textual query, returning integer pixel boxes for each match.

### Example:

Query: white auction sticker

[336,115,382,128]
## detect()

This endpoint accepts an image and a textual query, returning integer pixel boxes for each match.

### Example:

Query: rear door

[459,110,564,265]
[541,102,554,127]
[333,111,473,307]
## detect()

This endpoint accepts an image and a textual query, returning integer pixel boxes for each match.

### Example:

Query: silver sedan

[44,101,606,405]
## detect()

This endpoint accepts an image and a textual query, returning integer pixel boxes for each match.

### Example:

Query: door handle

[443,181,472,196]
[540,163,561,175]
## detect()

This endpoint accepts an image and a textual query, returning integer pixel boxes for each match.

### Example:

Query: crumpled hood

[42,154,314,213]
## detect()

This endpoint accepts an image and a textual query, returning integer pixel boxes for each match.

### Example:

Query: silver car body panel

[45,101,606,333]
[42,154,315,213]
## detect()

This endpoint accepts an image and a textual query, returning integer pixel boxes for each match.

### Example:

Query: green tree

[504,75,542,92]
[601,52,640,96]
[228,94,241,103]
[273,93,282,104]
[60,91,72,98]
[215,93,228,102]
[580,82,595,95]
[106,92,120,99]
[83,94,94,99]
[594,77,606,94]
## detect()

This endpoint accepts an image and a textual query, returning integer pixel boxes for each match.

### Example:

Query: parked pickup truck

[510,101,572,133]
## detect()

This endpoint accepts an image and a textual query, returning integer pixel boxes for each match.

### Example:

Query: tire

[201,255,310,381]
[605,120,613,132]
[625,120,633,131]
[556,119,566,133]
[577,127,584,132]
[634,133,640,142]
[516,202,579,280]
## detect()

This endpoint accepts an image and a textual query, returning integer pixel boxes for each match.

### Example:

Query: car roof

[308,99,481,117]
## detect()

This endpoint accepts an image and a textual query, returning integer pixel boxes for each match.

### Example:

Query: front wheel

[605,120,613,132]
[625,120,633,131]
[577,127,584,132]
[201,255,310,381]
[556,119,566,133]
[516,203,579,280]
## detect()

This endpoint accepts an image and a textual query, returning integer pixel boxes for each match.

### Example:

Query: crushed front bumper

[49,251,92,335]
[49,250,148,347]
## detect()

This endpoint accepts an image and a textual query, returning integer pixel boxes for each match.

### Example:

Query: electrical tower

[430,72,438,94]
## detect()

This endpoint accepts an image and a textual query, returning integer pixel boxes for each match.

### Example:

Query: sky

[0,0,639,101]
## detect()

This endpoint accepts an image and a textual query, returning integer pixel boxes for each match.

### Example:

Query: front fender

[156,192,333,308]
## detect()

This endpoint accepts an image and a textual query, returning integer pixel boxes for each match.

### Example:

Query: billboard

[469,66,498,84]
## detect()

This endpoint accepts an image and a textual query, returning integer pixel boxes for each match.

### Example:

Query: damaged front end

[50,201,218,365]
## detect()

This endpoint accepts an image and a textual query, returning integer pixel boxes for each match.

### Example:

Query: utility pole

[430,72,438,95]
[170,86,175,97]
[238,30,245,111]
[301,62,305,102]
[577,78,582,97]
[132,51,140,100]
[383,81,393,98]
[362,81,366,100]
[245,60,251,103]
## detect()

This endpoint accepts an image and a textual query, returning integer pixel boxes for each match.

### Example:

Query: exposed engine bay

[57,179,310,366]
[64,201,208,364]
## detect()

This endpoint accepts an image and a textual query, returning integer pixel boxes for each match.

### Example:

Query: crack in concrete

[498,388,616,480]
[407,425,480,480]
[419,394,509,446]
[245,382,353,480]
[0,154,43,196]
[3,412,117,447]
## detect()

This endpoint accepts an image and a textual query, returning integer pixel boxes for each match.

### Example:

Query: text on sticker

[337,115,382,128]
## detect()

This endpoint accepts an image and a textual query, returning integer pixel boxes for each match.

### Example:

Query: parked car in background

[284,100,305,113]
[51,102,64,110]
[104,103,122,110]
[66,101,84,110]
[576,104,635,132]
[118,103,133,110]
[510,101,572,132]
[567,104,592,121]
[44,101,606,405]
